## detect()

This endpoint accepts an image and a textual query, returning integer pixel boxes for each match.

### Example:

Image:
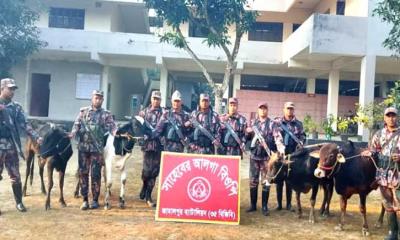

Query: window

[49,8,85,29]
[336,0,345,15]
[293,23,301,33]
[149,16,163,28]
[248,22,283,42]
[189,19,209,38]
[241,75,306,93]
[75,73,100,99]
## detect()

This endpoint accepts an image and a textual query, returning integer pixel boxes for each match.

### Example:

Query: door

[30,73,50,117]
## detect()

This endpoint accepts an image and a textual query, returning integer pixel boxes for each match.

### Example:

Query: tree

[374,0,400,55]
[144,0,257,113]
[0,0,46,77]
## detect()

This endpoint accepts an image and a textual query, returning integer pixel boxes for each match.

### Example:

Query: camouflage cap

[284,101,295,109]
[151,90,161,99]
[92,90,104,96]
[258,101,268,109]
[228,97,238,104]
[200,93,210,101]
[171,90,182,101]
[384,107,397,116]
[0,78,18,89]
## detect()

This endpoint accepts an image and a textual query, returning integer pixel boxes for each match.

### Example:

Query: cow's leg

[59,165,67,207]
[39,158,47,195]
[296,191,302,219]
[119,163,127,209]
[335,195,347,231]
[104,155,113,210]
[309,184,318,224]
[23,150,34,196]
[29,153,35,186]
[359,193,370,236]
[375,204,386,228]
[324,180,334,217]
[45,160,54,210]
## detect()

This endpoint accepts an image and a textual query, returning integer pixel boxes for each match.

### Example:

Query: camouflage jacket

[139,105,164,152]
[153,108,191,152]
[219,113,247,155]
[0,98,39,150]
[274,116,305,154]
[189,108,221,150]
[71,106,117,153]
[248,117,285,161]
[370,127,400,169]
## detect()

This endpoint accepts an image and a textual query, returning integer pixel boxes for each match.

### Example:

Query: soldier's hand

[212,139,221,146]
[0,104,5,110]
[184,121,192,128]
[246,127,253,133]
[67,133,73,139]
[37,137,43,145]
[361,150,372,157]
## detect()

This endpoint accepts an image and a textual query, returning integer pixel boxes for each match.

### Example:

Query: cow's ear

[337,153,346,163]
[309,150,320,158]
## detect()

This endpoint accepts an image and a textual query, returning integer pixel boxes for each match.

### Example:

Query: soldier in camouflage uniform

[218,97,247,156]
[364,107,400,240]
[188,93,221,154]
[0,78,40,213]
[153,90,191,153]
[245,102,285,216]
[70,90,117,210]
[138,90,164,207]
[273,102,306,211]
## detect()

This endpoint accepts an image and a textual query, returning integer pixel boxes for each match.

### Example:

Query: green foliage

[374,0,400,55]
[145,0,258,49]
[322,114,335,138]
[0,0,46,77]
[303,114,318,134]
[336,117,351,134]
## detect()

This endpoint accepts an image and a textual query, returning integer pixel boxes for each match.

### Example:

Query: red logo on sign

[156,152,241,225]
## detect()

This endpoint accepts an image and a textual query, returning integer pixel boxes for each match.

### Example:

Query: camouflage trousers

[78,151,104,202]
[0,148,21,184]
[164,141,184,153]
[217,146,241,156]
[188,144,215,155]
[142,151,161,189]
[249,158,268,189]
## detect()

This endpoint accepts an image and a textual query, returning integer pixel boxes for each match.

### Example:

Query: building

[9,0,400,140]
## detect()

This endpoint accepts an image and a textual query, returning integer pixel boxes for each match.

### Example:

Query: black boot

[139,181,147,200]
[262,186,270,216]
[146,186,156,208]
[246,187,258,212]
[12,183,26,212]
[275,182,283,211]
[286,181,294,212]
[385,212,399,240]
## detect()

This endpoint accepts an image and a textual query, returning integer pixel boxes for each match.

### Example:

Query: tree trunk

[214,88,224,114]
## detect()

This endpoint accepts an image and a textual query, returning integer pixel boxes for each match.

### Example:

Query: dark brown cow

[313,141,381,236]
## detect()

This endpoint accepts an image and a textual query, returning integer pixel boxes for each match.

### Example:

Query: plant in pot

[322,114,335,140]
[337,117,352,141]
[303,114,318,139]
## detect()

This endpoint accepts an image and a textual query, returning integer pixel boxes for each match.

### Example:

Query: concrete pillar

[101,66,110,110]
[306,78,316,94]
[358,55,376,141]
[380,80,388,98]
[24,59,31,114]
[233,74,241,97]
[159,66,168,107]
[327,70,340,131]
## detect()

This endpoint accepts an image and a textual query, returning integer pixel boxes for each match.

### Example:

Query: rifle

[281,123,303,146]
[80,118,103,153]
[167,116,188,147]
[0,105,25,160]
[192,119,222,149]
[251,125,271,157]
[223,122,246,154]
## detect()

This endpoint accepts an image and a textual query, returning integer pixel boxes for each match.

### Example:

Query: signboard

[156,152,241,225]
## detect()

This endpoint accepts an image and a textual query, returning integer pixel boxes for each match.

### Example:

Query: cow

[312,141,380,236]
[266,144,334,223]
[103,116,146,210]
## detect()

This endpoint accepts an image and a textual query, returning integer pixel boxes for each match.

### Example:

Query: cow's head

[265,152,292,184]
[313,143,346,178]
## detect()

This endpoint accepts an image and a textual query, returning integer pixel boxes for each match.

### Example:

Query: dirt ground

[0,146,389,240]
